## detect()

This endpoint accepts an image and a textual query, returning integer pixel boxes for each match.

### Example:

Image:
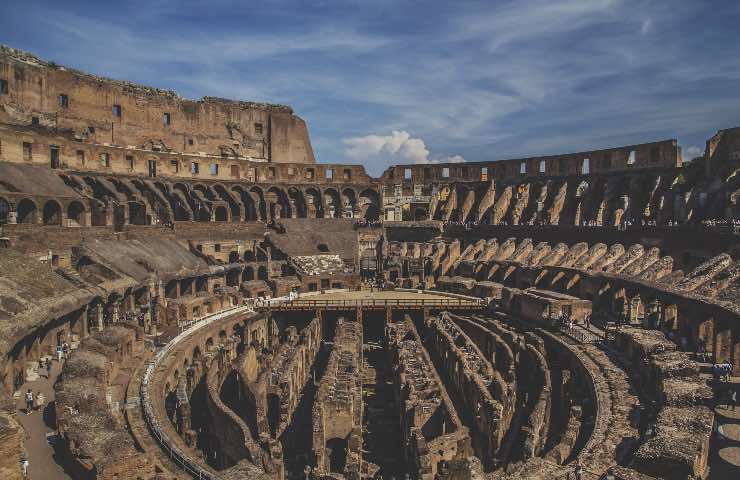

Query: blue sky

[2,0,740,175]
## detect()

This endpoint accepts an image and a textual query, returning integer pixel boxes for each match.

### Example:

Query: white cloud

[343,130,465,166]
[684,145,703,160]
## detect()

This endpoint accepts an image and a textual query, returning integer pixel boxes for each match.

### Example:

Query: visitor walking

[21,458,28,478]
[24,389,34,415]
[574,461,583,480]
[45,357,52,378]
[731,388,737,411]
[62,341,70,359]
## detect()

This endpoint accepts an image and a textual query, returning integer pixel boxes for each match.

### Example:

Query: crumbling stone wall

[311,318,363,479]
[386,317,471,480]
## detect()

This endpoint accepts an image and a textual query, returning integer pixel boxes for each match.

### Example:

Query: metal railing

[140,304,252,479]
[255,297,484,309]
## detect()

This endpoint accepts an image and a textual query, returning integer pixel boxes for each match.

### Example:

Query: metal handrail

[256,297,484,308]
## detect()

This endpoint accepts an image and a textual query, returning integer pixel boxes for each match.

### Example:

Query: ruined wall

[311,318,363,479]
[386,317,471,480]
[381,139,681,184]
[0,45,314,164]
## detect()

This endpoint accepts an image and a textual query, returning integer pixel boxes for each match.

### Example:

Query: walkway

[710,382,740,478]
[258,289,484,311]
[14,358,72,480]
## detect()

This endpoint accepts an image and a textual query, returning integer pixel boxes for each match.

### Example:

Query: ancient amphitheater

[0,45,738,480]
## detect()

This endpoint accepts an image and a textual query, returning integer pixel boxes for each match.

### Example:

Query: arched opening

[342,188,357,218]
[196,276,208,293]
[267,187,290,221]
[214,184,241,223]
[233,186,257,222]
[67,201,86,226]
[413,207,428,221]
[214,205,228,222]
[305,188,323,218]
[244,250,256,262]
[228,251,240,264]
[318,243,330,253]
[195,202,211,222]
[250,187,266,221]
[42,200,62,226]
[360,189,381,221]
[226,269,240,287]
[288,188,307,218]
[0,197,9,225]
[323,188,341,218]
[129,202,148,225]
[242,267,254,281]
[257,266,268,281]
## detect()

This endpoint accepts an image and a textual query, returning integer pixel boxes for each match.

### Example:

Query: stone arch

[214,205,228,222]
[67,201,87,226]
[171,183,196,221]
[257,265,268,281]
[42,199,63,226]
[129,201,148,225]
[288,187,307,218]
[244,250,256,262]
[341,188,357,218]
[226,269,240,287]
[266,186,290,221]
[232,186,258,222]
[305,187,324,218]
[214,184,241,223]
[242,266,254,281]
[323,187,341,218]
[228,251,240,264]
[250,186,267,221]
[359,188,381,221]
[0,197,9,224]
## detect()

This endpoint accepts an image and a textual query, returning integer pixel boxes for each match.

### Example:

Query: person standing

[574,462,583,480]
[24,389,34,415]
[732,388,737,411]
[45,357,53,378]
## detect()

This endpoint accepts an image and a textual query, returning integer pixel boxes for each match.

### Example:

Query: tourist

[600,468,615,480]
[34,391,45,411]
[21,458,28,478]
[574,461,583,480]
[585,313,591,330]
[62,341,70,359]
[45,357,53,378]
[731,388,737,411]
[56,344,63,362]
[697,342,707,363]
[24,389,34,415]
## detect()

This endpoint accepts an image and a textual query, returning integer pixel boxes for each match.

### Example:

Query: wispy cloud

[1,0,739,176]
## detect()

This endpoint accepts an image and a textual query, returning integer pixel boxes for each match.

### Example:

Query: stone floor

[14,359,72,480]
[710,381,740,479]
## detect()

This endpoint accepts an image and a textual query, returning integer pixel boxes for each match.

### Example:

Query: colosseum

[0,45,738,480]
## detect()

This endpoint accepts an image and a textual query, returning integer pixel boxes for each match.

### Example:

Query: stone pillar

[96,303,104,331]
[662,304,678,331]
